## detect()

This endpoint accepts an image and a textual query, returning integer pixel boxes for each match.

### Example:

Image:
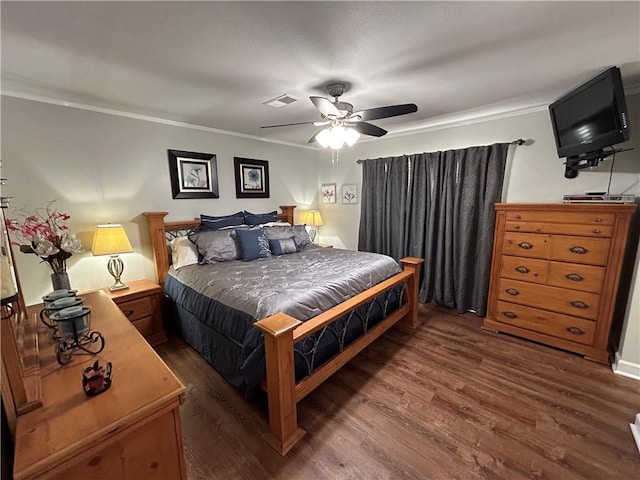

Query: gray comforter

[169,245,402,321]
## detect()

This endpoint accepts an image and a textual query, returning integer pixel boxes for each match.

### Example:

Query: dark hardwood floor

[156,304,640,479]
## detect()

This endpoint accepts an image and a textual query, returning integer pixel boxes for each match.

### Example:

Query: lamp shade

[299,210,324,227]
[91,224,133,256]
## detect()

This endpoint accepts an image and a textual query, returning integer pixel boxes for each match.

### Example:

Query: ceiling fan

[261,82,418,148]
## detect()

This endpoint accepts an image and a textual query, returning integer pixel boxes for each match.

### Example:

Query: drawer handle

[123,309,134,317]
[513,224,521,230]
[514,215,522,220]
[505,288,520,296]
[594,217,602,223]
[565,273,584,282]
[566,326,585,335]
[502,311,518,319]
[517,242,533,250]
[569,246,588,255]
[570,301,589,310]
[515,266,530,274]
[592,229,601,234]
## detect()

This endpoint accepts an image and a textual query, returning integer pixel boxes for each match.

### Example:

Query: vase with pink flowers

[5,200,84,290]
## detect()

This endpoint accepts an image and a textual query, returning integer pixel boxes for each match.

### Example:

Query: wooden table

[13,290,186,479]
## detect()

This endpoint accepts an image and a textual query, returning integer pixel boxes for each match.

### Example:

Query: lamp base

[308,226,318,243]
[107,255,128,291]
[108,282,129,292]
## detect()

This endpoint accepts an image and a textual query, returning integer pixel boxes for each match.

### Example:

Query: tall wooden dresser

[483,203,636,363]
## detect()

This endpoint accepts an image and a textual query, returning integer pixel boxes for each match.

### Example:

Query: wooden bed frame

[143,206,423,455]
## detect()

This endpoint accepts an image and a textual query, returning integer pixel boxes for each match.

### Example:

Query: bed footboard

[255,257,423,455]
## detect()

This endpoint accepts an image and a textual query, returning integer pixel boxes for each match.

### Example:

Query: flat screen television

[549,66,630,160]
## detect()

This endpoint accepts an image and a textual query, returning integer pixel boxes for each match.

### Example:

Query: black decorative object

[82,360,113,396]
[234,157,270,198]
[49,306,105,365]
[168,149,219,199]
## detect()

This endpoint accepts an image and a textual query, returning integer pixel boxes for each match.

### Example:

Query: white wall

[1,96,320,305]
[318,92,640,373]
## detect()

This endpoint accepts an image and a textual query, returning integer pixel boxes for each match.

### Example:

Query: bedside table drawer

[118,297,152,321]
[131,316,154,338]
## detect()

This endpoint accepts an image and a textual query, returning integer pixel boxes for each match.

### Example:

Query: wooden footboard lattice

[143,209,423,455]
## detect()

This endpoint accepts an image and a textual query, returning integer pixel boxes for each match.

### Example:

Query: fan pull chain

[331,148,340,165]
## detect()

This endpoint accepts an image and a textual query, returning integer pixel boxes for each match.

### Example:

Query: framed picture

[234,157,270,198]
[321,183,337,204]
[167,149,219,199]
[342,184,358,204]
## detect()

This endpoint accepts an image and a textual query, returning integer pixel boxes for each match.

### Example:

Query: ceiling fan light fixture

[345,127,360,147]
[316,124,360,149]
[316,128,332,148]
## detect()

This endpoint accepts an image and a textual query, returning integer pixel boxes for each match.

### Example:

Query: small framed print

[168,150,219,199]
[234,157,270,198]
[321,183,337,204]
[342,184,358,204]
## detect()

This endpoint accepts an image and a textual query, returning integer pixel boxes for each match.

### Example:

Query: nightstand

[103,278,168,346]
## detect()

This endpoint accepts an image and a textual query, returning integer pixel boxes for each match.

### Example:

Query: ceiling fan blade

[310,96,341,117]
[354,122,387,137]
[260,121,317,128]
[307,130,321,144]
[350,103,418,122]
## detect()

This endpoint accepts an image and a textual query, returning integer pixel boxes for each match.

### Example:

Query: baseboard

[612,352,640,381]
[630,414,640,455]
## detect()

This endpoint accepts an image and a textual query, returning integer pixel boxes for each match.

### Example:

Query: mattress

[164,246,404,390]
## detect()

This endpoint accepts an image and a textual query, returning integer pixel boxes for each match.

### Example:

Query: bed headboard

[143,206,296,287]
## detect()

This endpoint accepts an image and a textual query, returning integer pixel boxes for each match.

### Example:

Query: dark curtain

[357,156,410,260]
[358,143,509,316]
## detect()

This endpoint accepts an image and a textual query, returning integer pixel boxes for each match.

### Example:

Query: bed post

[278,205,296,225]
[400,257,423,328]
[254,313,305,456]
[143,212,169,286]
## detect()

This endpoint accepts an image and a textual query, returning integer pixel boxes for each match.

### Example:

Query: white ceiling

[2,1,639,148]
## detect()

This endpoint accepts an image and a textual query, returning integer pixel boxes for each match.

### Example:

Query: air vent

[263,94,298,108]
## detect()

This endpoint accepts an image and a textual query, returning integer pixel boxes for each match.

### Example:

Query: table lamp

[91,224,133,291]
[299,210,323,243]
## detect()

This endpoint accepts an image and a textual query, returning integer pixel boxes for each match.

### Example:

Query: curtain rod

[356,138,527,164]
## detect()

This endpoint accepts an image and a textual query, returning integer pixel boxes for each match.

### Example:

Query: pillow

[243,210,278,225]
[169,236,199,269]
[263,225,312,249]
[200,211,245,231]
[188,229,241,263]
[269,236,298,256]
[235,227,272,261]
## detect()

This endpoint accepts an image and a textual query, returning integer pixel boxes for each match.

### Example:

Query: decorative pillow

[200,212,245,231]
[269,236,298,256]
[263,225,312,249]
[188,228,241,263]
[169,236,199,269]
[243,210,278,225]
[235,227,272,261]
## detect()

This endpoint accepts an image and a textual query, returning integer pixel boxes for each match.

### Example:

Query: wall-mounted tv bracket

[564,147,633,179]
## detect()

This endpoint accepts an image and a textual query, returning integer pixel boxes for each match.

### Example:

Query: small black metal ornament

[82,360,112,396]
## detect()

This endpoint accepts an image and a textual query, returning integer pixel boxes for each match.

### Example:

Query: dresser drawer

[497,278,600,320]
[500,256,548,284]
[495,301,595,346]
[505,221,612,238]
[116,297,152,321]
[547,261,605,294]
[506,211,614,225]
[550,236,610,266]
[503,233,550,259]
